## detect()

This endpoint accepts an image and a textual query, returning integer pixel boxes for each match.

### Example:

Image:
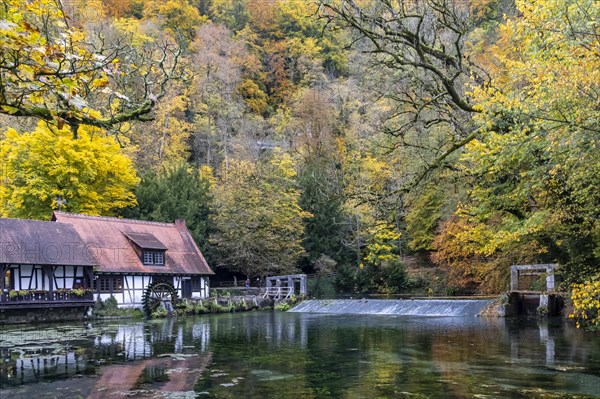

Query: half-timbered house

[53,212,214,310]
[0,218,96,320]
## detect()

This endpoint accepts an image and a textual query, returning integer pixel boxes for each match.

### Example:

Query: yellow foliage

[0,122,139,219]
[569,277,600,331]
[114,17,155,46]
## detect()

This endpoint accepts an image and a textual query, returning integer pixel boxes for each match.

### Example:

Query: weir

[289,299,494,317]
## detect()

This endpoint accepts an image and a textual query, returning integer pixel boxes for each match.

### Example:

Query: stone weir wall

[0,306,91,324]
[289,299,495,317]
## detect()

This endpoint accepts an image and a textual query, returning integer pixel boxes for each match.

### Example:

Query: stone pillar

[510,267,519,291]
[300,276,307,295]
[545,267,555,292]
[539,294,548,309]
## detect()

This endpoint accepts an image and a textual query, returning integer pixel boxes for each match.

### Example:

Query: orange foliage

[432,214,545,294]
[102,0,132,18]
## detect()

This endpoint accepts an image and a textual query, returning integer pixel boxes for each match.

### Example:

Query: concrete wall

[506,292,561,317]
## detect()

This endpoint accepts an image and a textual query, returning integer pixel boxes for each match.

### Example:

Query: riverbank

[92,291,300,320]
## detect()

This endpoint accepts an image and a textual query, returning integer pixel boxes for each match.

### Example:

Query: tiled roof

[52,212,214,275]
[0,218,95,266]
[123,232,168,250]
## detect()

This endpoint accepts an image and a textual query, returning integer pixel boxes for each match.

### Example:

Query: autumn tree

[434,0,600,289]
[143,0,208,44]
[320,0,485,189]
[359,223,407,294]
[0,122,139,219]
[210,152,312,278]
[0,0,184,137]
[287,87,355,271]
[188,23,249,169]
[208,0,250,32]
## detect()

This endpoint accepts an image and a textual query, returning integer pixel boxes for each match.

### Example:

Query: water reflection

[0,313,598,398]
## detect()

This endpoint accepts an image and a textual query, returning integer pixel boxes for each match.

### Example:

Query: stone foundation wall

[0,306,91,324]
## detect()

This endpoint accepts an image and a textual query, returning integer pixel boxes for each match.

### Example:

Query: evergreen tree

[123,164,213,249]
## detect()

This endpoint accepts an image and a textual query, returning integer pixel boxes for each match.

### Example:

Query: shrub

[333,265,358,293]
[93,295,144,318]
[569,276,600,331]
[308,277,336,298]
[275,302,291,311]
[104,295,119,310]
[152,307,168,318]
[194,302,208,313]
[378,261,408,294]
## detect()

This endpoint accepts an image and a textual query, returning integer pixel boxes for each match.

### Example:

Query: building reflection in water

[0,348,88,386]
[0,313,593,395]
[0,317,213,391]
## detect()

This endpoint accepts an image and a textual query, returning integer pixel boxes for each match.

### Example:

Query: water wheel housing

[143,281,178,315]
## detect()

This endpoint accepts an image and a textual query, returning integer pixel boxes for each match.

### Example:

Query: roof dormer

[123,232,167,266]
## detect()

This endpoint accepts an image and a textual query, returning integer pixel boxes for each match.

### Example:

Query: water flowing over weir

[289,299,495,317]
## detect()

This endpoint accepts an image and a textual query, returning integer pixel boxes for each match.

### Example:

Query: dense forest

[1,0,599,298]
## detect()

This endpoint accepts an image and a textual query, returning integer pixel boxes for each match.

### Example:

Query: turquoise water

[0,312,599,398]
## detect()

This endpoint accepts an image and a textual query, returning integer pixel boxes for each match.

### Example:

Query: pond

[0,312,599,398]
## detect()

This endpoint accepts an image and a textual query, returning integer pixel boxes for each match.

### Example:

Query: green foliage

[333,265,358,294]
[274,302,291,311]
[0,123,139,219]
[71,288,88,297]
[355,261,408,295]
[104,295,119,310]
[378,261,409,295]
[94,295,143,318]
[123,163,213,249]
[405,184,445,252]
[307,277,336,299]
[298,158,352,269]
[209,0,250,32]
[207,299,233,313]
[8,290,28,298]
[151,307,169,318]
[332,261,408,295]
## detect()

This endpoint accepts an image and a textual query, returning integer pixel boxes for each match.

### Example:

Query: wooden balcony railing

[0,290,94,307]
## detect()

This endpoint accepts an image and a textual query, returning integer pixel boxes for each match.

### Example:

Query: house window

[143,250,165,265]
[99,278,110,292]
[114,277,123,291]
[143,251,154,264]
[191,276,203,291]
[93,276,123,293]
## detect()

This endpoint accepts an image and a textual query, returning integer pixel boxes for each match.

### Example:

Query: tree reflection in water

[0,314,598,398]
